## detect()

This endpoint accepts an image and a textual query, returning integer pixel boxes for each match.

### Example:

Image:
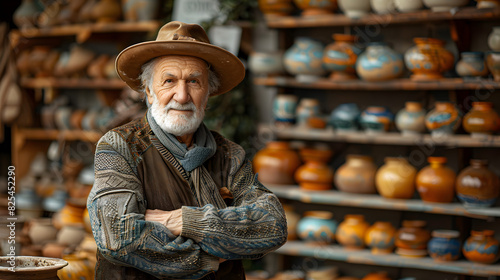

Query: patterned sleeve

[87,131,219,279]
[181,139,288,260]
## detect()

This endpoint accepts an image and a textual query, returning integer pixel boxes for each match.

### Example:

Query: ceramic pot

[294,0,338,16]
[0,256,67,280]
[463,230,500,264]
[121,0,159,21]
[296,98,321,127]
[486,51,500,81]
[423,0,469,11]
[253,141,301,185]
[57,224,86,246]
[16,188,43,219]
[297,211,338,244]
[456,52,489,78]
[91,0,122,23]
[284,37,326,82]
[362,271,391,280]
[376,157,417,199]
[322,34,362,81]
[54,200,86,229]
[258,0,295,16]
[57,253,94,280]
[404,38,455,81]
[359,106,394,133]
[13,0,44,29]
[395,220,431,257]
[365,221,397,254]
[428,230,461,262]
[249,51,285,76]
[284,205,301,240]
[70,109,87,130]
[335,155,377,194]
[54,45,95,78]
[54,107,73,130]
[416,157,456,203]
[43,189,69,213]
[87,54,110,79]
[78,0,97,22]
[395,102,427,136]
[425,101,462,136]
[43,50,61,78]
[42,242,70,259]
[29,218,58,245]
[394,0,424,11]
[356,42,404,82]
[370,0,397,14]
[489,27,500,51]
[295,147,334,190]
[456,159,500,208]
[477,0,500,8]
[463,102,500,137]
[338,0,371,18]
[273,94,298,125]
[329,103,361,132]
[336,214,370,249]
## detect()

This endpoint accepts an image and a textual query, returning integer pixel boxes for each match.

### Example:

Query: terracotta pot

[57,253,94,280]
[416,157,456,203]
[370,0,397,14]
[359,106,394,133]
[428,230,461,261]
[395,102,427,136]
[91,0,122,23]
[295,147,334,191]
[296,98,321,127]
[404,38,455,81]
[489,26,500,51]
[477,0,500,8]
[362,271,391,280]
[425,101,462,136]
[283,205,301,240]
[338,0,371,18]
[297,211,338,244]
[294,0,338,15]
[376,157,417,199]
[486,51,500,82]
[356,42,404,82]
[395,220,431,257]
[329,103,361,132]
[253,141,301,185]
[323,34,362,81]
[0,256,67,280]
[463,230,500,264]
[54,45,95,78]
[87,54,110,79]
[249,51,285,76]
[336,214,370,249]
[463,102,500,137]
[335,155,377,194]
[456,159,500,208]
[394,0,424,12]
[28,218,58,245]
[364,221,396,254]
[258,0,295,16]
[423,0,469,11]
[283,37,326,82]
[456,52,489,78]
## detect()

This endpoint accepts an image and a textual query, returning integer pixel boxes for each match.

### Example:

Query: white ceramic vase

[394,0,424,12]
[339,0,372,18]
[488,27,500,51]
[249,51,285,76]
[423,0,469,12]
[370,0,397,14]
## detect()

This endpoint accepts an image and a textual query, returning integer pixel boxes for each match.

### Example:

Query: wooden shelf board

[265,7,500,28]
[253,76,500,91]
[17,128,102,142]
[21,77,127,90]
[267,184,500,219]
[266,125,500,148]
[276,241,500,277]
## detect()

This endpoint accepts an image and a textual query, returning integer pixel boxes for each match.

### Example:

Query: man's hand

[145,208,183,236]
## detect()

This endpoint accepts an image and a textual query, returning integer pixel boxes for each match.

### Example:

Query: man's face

[147,55,210,136]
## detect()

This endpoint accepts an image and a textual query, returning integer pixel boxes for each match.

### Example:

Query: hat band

[172,34,197,41]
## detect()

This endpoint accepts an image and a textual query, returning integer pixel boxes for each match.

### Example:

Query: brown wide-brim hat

[115,21,245,96]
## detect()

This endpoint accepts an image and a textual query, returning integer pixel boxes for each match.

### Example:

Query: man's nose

[173,81,191,104]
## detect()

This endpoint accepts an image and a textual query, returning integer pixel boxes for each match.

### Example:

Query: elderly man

[86,21,287,279]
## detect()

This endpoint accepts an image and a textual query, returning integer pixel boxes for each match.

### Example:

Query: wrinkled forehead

[153,55,210,74]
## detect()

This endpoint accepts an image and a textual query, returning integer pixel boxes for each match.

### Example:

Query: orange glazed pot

[253,141,301,185]
[416,157,456,203]
[395,220,431,257]
[322,34,362,81]
[334,155,377,194]
[295,147,334,190]
[463,230,500,264]
[456,159,500,208]
[404,37,454,81]
[375,157,417,199]
[362,271,391,280]
[463,102,500,138]
[293,0,338,16]
[364,221,397,254]
[336,214,370,249]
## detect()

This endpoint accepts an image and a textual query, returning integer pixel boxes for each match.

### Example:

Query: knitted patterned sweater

[86,116,288,279]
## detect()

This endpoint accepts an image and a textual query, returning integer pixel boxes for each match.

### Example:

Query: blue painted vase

[463,230,500,264]
[297,211,338,244]
[359,106,394,133]
[296,98,320,127]
[395,102,426,136]
[365,221,396,254]
[322,34,362,81]
[329,103,361,132]
[456,52,489,78]
[273,94,298,124]
[356,42,404,82]
[284,37,326,82]
[425,101,462,136]
[428,230,461,262]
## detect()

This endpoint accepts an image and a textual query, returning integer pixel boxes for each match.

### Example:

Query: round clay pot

[273,94,298,125]
[334,155,377,194]
[28,218,58,245]
[253,141,301,185]
[376,157,417,199]
[283,37,326,82]
[463,102,500,138]
[362,271,391,280]
[322,34,362,81]
[329,103,361,132]
[428,230,461,261]
[295,147,334,191]
[370,0,397,14]
[54,45,95,77]
[53,200,86,229]
[456,52,489,78]
[404,38,455,81]
[395,101,427,136]
[356,42,404,82]
[365,221,397,254]
[456,159,500,208]
[283,204,301,240]
[416,157,456,203]
[294,0,338,16]
[336,214,370,249]
[489,26,500,52]
[87,54,110,79]
[463,230,500,264]
[359,106,394,134]
[249,51,285,76]
[338,0,371,18]
[394,0,424,12]
[422,0,469,11]
[395,220,431,257]
[0,256,67,280]
[296,98,321,127]
[425,101,462,136]
[91,0,122,23]
[57,224,86,246]
[486,51,500,82]
[57,253,94,280]
[258,0,295,16]
[297,211,338,244]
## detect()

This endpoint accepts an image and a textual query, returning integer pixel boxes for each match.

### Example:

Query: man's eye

[188,79,197,84]
[164,79,173,83]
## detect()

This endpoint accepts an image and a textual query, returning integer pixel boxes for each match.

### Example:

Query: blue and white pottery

[428,230,461,262]
[395,102,426,136]
[359,106,394,133]
[273,94,298,124]
[297,211,338,244]
[456,52,489,78]
[296,98,321,127]
[249,51,285,76]
[43,189,69,213]
[329,103,361,132]
[284,37,326,82]
[356,42,404,82]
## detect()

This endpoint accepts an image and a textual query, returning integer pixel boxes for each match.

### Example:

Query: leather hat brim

[115,40,245,96]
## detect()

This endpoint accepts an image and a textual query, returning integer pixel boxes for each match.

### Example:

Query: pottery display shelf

[262,124,500,148]
[21,77,127,90]
[263,6,500,28]
[276,241,500,277]
[267,184,500,220]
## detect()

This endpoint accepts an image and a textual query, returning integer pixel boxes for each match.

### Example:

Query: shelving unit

[20,77,127,90]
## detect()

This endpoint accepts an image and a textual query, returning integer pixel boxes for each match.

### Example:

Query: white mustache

[164,101,197,112]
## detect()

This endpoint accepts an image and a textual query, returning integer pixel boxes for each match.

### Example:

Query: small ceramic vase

[456,159,500,208]
[359,106,394,133]
[334,155,377,194]
[404,38,455,81]
[57,224,86,246]
[121,0,160,21]
[249,51,285,76]
[284,205,301,240]
[463,230,500,264]
[338,0,372,18]
[425,101,462,136]
[88,54,110,79]
[489,27,500,51]
[356,42,404,82]
[91,0,122,23]
[70,109,87,130]
[477,0,500,8]
[395,220,431,257]
[273,94,298,125]
[54,45,95,78]
[323,34,362,81]
[297,211,338,244]
[463,102,500,137]
[253,141,301,185]
[362,271,391,280]
[375,157,417,199]
[283,37,326,82]
[330,103,361,132]
[486,51,500,82]
[428,230,461,262]
[295,147,334,191]
[456,52,489,78]
[365,221,397,254]
[422,0,469,11]
[416,157,456,203]
[370,0,397,14]
[42,189,69,213]
[394,0,424,12]
[293,0,338,16]
[336,214,370,249]
[28,218,58,245]
[0,256,68,280]
[395,102,427,136]
[57,253,94,280]
[258,0,295,16]
[54,106,73,130]
[296,98,321,127]
[13,0,44,29]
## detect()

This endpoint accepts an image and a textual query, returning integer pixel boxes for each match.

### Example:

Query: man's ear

[145,86,153,105]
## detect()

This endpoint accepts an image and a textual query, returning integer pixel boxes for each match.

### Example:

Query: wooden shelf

[20,77,127,90]
[266,125,500,148]
[253,76,500,91]
[264,6,500,28]
[267,184,500,220]
[16,128,103,142]
[276,241,500,277]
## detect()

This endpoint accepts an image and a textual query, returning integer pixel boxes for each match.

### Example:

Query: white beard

[150,92,206,136]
